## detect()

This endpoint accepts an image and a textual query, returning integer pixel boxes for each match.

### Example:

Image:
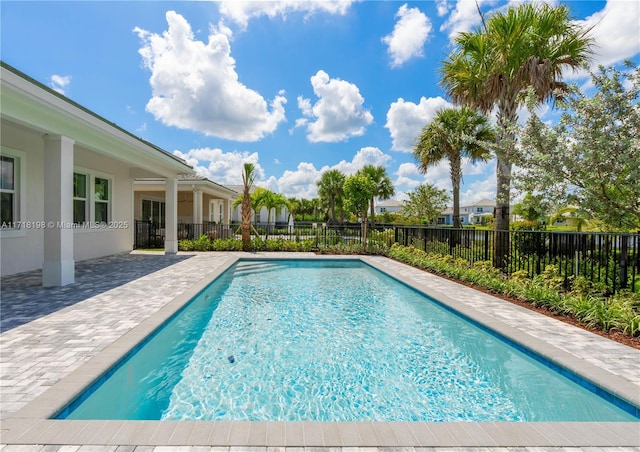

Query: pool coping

[1,254,638,447]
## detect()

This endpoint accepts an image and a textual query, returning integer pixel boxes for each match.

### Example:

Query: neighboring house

[438,199,496,225]
[1,62,194,285]
[374,199,404,215]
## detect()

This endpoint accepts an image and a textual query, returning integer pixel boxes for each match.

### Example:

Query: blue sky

[2,0,638,204]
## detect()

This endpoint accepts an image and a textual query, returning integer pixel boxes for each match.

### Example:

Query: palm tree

[261,191,287,239]
[286,197,300,223]
[240,163,256,251]
[440,3,593,268]
[360,165,395,227]
[317,169,345,224]
[413,107,494,229]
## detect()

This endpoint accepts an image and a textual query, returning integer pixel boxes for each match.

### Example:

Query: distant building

[438,199,496,225]
[374,199,404,215]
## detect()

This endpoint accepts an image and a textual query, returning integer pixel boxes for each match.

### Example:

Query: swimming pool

[57,259,638,422]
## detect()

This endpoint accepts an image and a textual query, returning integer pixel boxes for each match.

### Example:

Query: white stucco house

[374,199,404,215]
[438,199,496,225]
[0,62,196,285]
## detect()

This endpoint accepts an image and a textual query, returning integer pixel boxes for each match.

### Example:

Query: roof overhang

[0,62,193,178]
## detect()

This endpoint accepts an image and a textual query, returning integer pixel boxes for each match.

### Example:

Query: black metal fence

[396,226,639,294]
[134,220,638,293]
[134,220,232,249]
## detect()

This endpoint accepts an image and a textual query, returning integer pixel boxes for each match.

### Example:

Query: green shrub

[388,244,638,337]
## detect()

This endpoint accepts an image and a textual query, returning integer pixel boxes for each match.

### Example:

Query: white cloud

[50,74,71,95]
[296,70,373,142]
[440,0,492,41]
[382,4,432,68]
[173,145,392,199]
[576,0,640,68]
[173,148,265,184]
[134,11,286,142]
[385,96,453,152]
[459,164,496,205]
[218,0,357,29]
[436,0,451,17]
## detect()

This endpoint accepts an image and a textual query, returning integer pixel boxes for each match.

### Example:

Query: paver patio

[1,251,638,451]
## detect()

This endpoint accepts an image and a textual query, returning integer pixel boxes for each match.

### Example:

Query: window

[219,203,223,223]
[73,168,113,228]
[73,172,88,224]
[142,199,165,228]
[94,177,110,223]
[0,156,16,225]
[476,207,484,213]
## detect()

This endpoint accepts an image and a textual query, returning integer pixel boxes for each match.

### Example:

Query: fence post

[620,234,629,290]
[483,230,489,261]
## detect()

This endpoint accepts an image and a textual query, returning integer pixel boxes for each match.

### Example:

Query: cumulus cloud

[296,70,373,142]
[173,145,392,199]
[382,4,432,68]
[385,96,453,152]
[173,148,265,184]
[219,0,357,29]
[576,0,640,68]
[50,74,71,95]
[274,146,392,197]
[134,11,286,142]
[440,0,493,41]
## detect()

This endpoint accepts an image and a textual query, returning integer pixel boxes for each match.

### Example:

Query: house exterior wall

[0,122,135,276]
[1,121,46,276]
[72,146,134,262]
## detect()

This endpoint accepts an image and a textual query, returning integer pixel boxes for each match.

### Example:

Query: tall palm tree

[413,106,494,229]
[240,163,256,251]
[317,169,346,224]
[360,165,395,227]
[440,3,593,268]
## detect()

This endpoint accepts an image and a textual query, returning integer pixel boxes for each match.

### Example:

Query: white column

[194,190,203,224]
[165,178,178,254]
[223,198,230,225]
[191,188,200,224]
[43,135,75,286]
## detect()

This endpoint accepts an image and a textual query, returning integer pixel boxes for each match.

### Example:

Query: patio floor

[1,251,638,451]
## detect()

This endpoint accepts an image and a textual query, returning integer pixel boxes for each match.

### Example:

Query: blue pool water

[59,260,638,422]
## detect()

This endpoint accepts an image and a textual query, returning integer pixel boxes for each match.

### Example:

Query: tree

[413,107,493,229]
[343,174,376,249]
[441,3,593,268]
[256,190,287,239]
[286,197,300,223]
[512,193,550,223]
[250,187,270,227]
[516,64,640,231]
[317,169,346,224]
[403,184,450,224]
[360,165,395,227]
[240,163,256,251]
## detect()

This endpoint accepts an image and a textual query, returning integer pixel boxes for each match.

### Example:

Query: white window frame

[73,166,114,232]
[0,147,26,238]
[73,171,89,225]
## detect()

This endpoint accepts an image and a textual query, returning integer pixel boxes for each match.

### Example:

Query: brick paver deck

[1,251,638,451]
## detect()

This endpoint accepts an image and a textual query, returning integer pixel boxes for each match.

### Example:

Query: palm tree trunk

[369,198,375,228]
[330,198,336,225]
[451,153,462,229]
[493,100,516,270]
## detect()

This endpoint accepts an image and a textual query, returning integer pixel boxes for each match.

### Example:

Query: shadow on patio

[0,252,193,332]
